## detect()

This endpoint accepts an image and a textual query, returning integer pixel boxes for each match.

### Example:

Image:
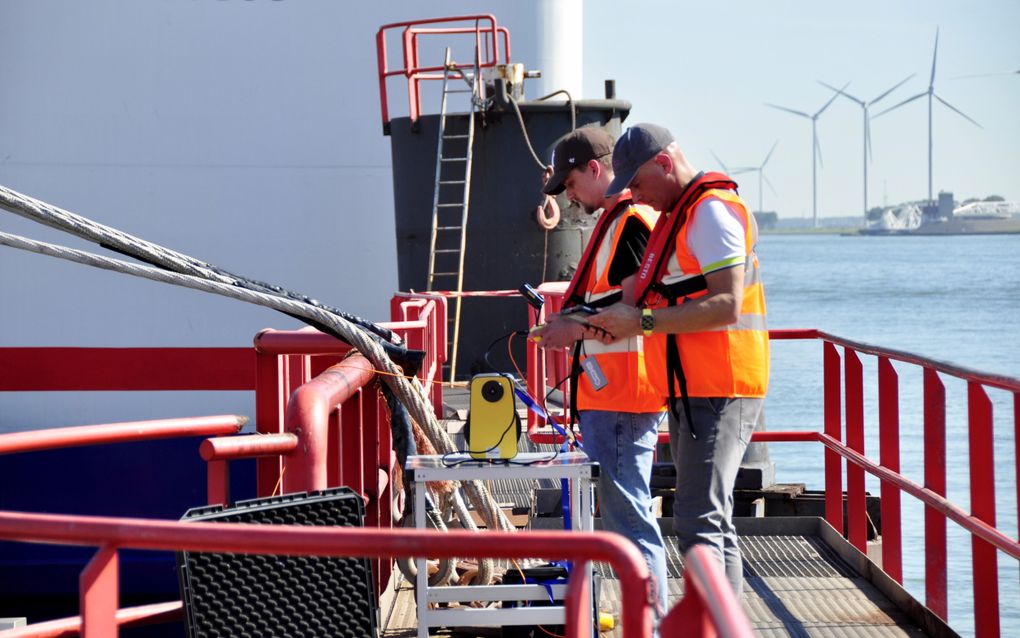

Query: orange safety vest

[566,192,663,414]
[642,184,769,407]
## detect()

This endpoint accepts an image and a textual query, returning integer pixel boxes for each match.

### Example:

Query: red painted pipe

[0,415,246,455]
[199,433,298,461]
[2,601,182,638]
[254,327,353,355]
[0,511,653,638]
[284,357,375,493]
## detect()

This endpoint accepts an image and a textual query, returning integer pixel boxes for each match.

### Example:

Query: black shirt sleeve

[606,215,650,286]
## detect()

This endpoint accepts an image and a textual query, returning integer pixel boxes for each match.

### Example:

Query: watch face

[641,312,654,332]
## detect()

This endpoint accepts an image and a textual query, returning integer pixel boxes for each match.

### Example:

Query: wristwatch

[641,308,655,337]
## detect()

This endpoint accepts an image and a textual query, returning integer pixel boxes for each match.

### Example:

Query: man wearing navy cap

[531,126,668,613]
[589,123,770,597]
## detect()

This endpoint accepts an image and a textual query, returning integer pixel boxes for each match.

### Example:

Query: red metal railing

[0,512,655,638]
[659,545,756,638]
[525,285,1018,636]
[375,14,510,132]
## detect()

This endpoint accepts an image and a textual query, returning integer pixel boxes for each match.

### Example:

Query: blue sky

[583,1,1019,219]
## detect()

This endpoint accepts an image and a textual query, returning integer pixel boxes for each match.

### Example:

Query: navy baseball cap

[605,123,675,196]
[543,127,615,195]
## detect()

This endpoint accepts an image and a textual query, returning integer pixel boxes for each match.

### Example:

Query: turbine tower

[819,74,914,220]
[766,83,846,228]
[740,141,779,214]
[873,29,981,203]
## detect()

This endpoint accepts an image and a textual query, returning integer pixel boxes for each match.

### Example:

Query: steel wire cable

[0,229,515,543]
[0,185,405,353]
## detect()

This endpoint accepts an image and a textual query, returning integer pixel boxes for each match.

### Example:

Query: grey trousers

[668,396,762,597]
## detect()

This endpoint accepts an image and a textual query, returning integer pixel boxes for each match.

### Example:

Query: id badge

[580,356,608,391]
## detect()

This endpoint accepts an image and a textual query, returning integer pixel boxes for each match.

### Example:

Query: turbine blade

[762,140,779,167]
[763,173,779,196]
[953,69,1020,79]
[815,134,824,168]
[870,73,916,105]
[872,91,926,118]
[729,167,757,175]
[765,102,811,118]
[818,80,863,104]
[934,93,982,128]
[710,150,730,173]
[815,81,850,116]
[930,28,939,87]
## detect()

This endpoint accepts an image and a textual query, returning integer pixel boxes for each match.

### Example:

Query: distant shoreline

[761,227,861,236]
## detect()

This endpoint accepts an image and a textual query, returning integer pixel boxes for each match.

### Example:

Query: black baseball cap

[605,123,675,196]
[542,127,615,195]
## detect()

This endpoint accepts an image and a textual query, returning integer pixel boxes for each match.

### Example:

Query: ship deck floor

[379,387,950,637]
[380,517,945,637]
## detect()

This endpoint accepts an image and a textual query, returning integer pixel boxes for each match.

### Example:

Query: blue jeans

[578,410,668,613]
[669,397,761,598]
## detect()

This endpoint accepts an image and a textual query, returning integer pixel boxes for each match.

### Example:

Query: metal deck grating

[382,530,940,637]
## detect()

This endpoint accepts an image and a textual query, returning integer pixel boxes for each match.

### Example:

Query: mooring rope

[0,184,406,356]
[0,229,516,542]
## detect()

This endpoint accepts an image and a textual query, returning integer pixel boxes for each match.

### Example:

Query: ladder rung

[443,134,470,139]
[433,271,458,276]
[437,203,463,208]
[435,249,460,254]
[437,226,462,230]
[439,180,466,185]
[445,89,473,94]
[441,158,468,162]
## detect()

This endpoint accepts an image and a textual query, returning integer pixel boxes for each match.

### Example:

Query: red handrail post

[823,341,844,533]
[923,367,948,620]
[254,343,286,497]
[1015,391,1020,573]
[564,560,593,638]
[877,357,903,583]
[341,398,365,498]
[844,349,867,552]
[80,545,118,637]
[207,459,229,507]
[968,382,999,638]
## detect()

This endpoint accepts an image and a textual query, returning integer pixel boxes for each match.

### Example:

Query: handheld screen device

[465,373,521,460]
[519,283,545,310]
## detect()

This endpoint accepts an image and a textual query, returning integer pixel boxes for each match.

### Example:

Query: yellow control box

[467,373,520,460]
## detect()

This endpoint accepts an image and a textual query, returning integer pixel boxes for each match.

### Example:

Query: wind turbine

[819,74,914,220]
[710,150,764,207]
[765,83,847,228]
[873,29,981,203]
[737,141,779,214]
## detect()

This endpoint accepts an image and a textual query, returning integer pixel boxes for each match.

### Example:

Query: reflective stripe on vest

[649,189,769,399]
[572,201,663,413]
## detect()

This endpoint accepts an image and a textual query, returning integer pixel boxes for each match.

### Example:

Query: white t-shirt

[686,197,747,274]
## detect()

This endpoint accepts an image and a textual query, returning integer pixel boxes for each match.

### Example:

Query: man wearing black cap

[530,126,668,613]
[588,123,769,597]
